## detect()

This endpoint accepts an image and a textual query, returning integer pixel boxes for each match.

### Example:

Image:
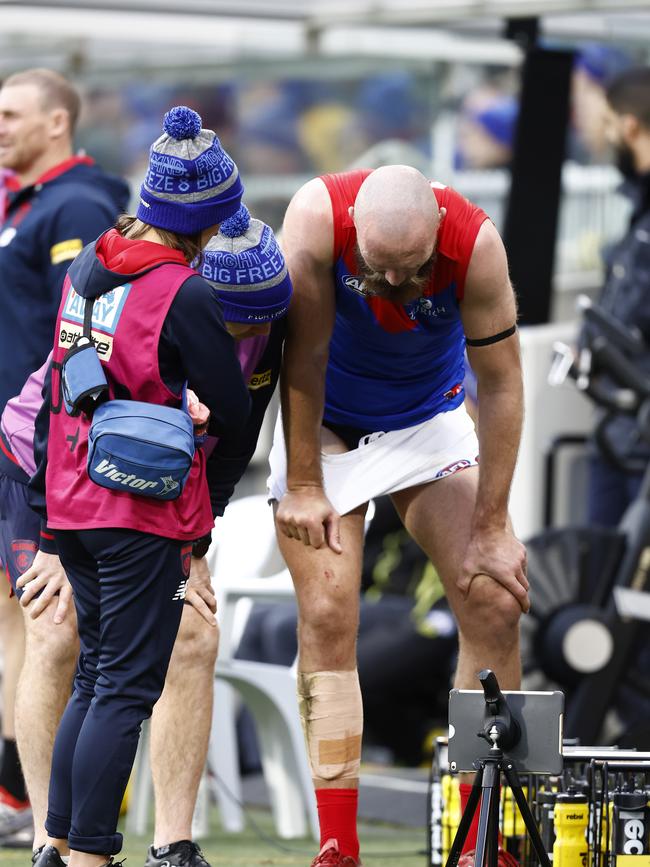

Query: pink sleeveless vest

[46,264,213,541]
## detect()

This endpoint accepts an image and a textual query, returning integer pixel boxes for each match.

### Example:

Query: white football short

[267,404,479,516]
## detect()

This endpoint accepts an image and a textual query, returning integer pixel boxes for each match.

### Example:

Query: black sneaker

[144,840,210,867]
[32,845,67,867]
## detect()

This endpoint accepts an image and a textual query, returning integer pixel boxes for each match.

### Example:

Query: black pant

[46,528,188,855]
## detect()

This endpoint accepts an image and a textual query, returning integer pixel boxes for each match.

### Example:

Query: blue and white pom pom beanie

[137,105,243,234]
[201,205,293,323]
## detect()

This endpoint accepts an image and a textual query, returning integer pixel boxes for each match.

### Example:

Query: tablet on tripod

[446,673,564,867]
[448,687,564,774]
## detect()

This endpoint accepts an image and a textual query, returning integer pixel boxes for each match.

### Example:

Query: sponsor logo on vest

[58,323,113,359]
[62,284,132,335]
[94,459,158,491]
[249,369,272,390]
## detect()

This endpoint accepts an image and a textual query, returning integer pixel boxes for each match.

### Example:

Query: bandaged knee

[297,669,363,782]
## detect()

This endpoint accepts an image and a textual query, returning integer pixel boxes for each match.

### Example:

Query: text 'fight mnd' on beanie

[201,205,293,322]
[137,105,243,235]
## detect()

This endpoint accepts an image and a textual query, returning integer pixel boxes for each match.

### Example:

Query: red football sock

[459,783,503,855]
[316,788,359,860]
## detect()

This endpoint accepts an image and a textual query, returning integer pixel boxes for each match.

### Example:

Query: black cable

[212,771,427,858]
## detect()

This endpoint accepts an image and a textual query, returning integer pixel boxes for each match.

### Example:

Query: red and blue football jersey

[321,169,488,430]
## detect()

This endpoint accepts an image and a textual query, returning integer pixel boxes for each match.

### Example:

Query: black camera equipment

[446,670,554,867]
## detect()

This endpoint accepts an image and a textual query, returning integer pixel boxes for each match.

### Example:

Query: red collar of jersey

[22,154,95,190]
[3,171,20,193]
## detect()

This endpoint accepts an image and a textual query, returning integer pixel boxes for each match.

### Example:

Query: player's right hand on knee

[276,487,342,553]
[16,551,73,623]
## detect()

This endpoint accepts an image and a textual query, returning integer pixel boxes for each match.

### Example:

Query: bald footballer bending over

[269,165,527,867]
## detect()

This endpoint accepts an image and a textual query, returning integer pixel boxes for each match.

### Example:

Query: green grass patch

[1,807,427,867]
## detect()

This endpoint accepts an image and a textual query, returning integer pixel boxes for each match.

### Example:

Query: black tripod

[446,671,552,867]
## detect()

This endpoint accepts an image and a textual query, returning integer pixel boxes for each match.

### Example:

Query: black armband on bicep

[465,324,517,347]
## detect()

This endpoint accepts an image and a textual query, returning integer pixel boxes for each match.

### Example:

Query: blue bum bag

[61,295,195,501]
[87,398,195,501]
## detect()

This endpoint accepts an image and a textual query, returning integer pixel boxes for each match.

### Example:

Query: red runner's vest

[46,264,213,540]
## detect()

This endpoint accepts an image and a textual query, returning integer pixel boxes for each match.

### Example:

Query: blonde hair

[2,68,81,133]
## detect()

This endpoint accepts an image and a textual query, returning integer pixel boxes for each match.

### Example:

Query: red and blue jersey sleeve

[433,185,490,300]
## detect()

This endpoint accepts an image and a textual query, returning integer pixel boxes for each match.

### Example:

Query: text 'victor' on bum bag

[87,398,195,500]
[61,295,195,501]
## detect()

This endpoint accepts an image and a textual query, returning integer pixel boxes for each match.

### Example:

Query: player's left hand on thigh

[186,555,217,626]
[16,551,73,623]
[459,528,530,613]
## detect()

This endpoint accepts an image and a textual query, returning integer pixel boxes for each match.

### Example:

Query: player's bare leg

[276,429,367,866]
[392,468,521,690]
[16,600,78,850]
[392,467,522,866]
[149,604,218,855]
[0,585,30,840]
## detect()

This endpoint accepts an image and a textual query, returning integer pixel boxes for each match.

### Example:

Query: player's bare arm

[460,219,529,612]
[276,178,342,551]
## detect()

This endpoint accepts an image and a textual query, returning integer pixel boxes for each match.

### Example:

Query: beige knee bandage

[297,669,363,782]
